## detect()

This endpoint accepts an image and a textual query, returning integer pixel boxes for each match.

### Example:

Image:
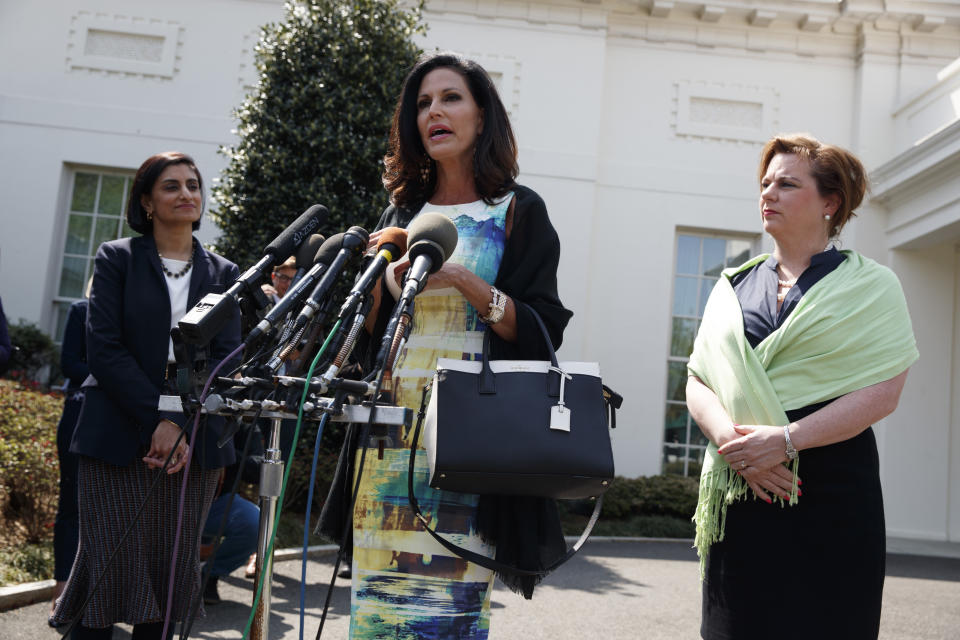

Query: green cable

[242,318,343,639]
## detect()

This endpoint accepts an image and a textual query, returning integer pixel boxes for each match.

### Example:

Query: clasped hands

[143,418,189,474]
[717,424,801,504]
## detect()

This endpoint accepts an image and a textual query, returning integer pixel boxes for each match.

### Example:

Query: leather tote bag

[406,305,622,575]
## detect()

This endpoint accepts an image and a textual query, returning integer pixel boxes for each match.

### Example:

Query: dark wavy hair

[126,151,203,235]
[383,52,518,208]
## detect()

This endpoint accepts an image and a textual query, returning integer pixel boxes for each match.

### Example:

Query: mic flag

[178,204,328,345]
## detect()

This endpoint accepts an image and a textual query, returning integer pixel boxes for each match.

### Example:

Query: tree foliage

[212,0,424,268]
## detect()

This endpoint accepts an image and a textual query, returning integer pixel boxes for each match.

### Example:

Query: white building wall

[3,0,960,542]
[0,0,284,329]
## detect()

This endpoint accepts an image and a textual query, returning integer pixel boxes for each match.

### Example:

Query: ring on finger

[739,460,746,470]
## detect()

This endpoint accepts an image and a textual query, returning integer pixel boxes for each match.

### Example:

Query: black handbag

[407,305,622,576]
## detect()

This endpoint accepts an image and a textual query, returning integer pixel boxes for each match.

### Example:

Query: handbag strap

[479,303,558,394]
[406,384,604,577]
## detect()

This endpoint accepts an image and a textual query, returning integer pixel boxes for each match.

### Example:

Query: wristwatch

[783,425,798,460]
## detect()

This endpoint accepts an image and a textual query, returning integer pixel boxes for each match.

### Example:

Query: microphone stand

[251,414,284,640]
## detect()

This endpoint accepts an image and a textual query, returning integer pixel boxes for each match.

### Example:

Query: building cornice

[872,118,960,205]
[424,0,959,60]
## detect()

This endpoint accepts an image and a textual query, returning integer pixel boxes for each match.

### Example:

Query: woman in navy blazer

[52,152,241,640]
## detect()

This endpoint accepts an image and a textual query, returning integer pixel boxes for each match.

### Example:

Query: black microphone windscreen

[295,234,325,270]
[343,226,370,252]
[377,227,408,255]
[407,212,458,262]
[315,233,346,266]
[264,204,328,261]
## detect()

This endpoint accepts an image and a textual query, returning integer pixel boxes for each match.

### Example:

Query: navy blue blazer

[61,299,89,389]
[71,235,242,469]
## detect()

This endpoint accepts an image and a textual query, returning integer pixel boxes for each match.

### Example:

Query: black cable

[179,397,271,640]
[314,361,392,639]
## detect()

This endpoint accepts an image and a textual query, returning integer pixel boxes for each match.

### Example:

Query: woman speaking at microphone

[337,52,573,638]
[51,151,241,639]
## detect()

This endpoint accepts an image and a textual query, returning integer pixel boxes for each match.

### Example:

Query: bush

[0,380,63,544]
[565,475,700,522]
[4,320,60,387]
[212,0,424,268]
[0,541,54,586]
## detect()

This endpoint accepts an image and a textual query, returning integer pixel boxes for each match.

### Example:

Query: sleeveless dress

[349,194,513,639]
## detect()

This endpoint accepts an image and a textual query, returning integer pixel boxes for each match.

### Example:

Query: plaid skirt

[51,452,219,628]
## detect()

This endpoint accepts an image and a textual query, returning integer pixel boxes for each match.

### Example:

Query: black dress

[701,250,885,640]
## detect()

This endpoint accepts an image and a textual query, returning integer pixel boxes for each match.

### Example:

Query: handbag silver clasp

[549,366,573,432]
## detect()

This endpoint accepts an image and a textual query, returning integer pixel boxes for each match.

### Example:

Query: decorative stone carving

[67,13,181,78]
[674,81,778,144]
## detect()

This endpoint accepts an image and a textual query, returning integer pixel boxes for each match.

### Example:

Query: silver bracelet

[783,425,798,460]
[480,286,507,325]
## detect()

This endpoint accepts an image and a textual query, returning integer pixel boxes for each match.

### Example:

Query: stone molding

[871,119,960,248]
[423,0,959,61]
[673,81,779,144]
[67,12,182,78]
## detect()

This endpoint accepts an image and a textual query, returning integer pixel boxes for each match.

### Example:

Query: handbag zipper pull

[549,366,573,432]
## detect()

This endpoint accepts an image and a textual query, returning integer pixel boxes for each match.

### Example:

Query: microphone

[178,205,328,345]
[290,227,369,332]
[337,227,408,321]
[289,233,326,288]
[245,230,358,346]
[375,213,458,368]
[398,212,459,303]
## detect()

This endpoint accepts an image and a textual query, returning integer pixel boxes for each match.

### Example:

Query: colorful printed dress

[349,193,512,639]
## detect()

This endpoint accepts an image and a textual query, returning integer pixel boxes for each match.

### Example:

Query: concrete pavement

[2,540,959,639]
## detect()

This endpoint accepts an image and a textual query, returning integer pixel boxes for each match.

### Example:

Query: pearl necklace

[776,277,797,302]
[158,238,196,279]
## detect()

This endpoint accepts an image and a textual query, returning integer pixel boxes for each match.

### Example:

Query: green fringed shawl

[688,250,918,578]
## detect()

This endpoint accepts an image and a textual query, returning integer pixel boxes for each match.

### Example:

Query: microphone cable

[313,338,393,639]
[177,396,270,640]
[298,411,331,640]
[240,317,344,640]
[161,342,246,640]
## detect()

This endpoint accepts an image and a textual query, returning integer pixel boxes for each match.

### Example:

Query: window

[52,169,136,342]
[663,232,753,477]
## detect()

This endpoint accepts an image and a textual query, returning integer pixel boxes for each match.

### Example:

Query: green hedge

[563,475,700,522]
[3,320,60,386]
[0,380,63,545]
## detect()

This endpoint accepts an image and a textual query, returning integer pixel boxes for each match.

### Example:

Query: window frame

[50,166,137,343]
[662,230,756,477]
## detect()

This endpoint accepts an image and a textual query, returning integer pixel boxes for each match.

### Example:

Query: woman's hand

[717,424,789,473]
[739,463,799,503]
[143,419,189,474]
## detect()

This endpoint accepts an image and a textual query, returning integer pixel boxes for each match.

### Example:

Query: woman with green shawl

[687,135,918,640]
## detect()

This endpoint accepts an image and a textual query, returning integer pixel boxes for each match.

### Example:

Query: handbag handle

[479,303,557,394]
[406,384,604,578]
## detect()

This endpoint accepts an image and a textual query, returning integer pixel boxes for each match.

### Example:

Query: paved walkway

[3,540,959,639]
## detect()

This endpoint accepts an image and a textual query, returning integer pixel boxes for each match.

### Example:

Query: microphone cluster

[174,205,459,417]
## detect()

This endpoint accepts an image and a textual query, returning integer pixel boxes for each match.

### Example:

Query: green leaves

[212,0,424,266]
[0,380,62,546]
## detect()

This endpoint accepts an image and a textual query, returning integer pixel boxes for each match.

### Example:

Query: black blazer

[70,235,241,469]
[61,299,89,389]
